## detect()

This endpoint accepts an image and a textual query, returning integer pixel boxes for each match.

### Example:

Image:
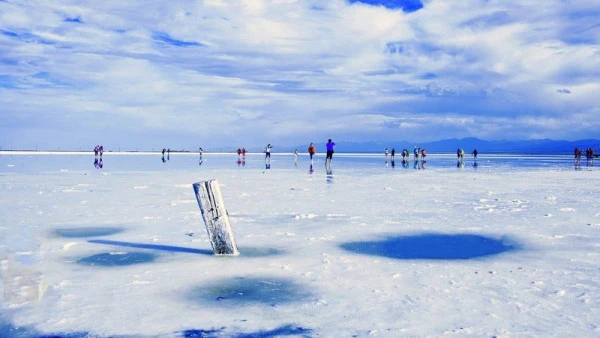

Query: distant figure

[391,148,395,161]
[384,148,389,163]
[401,149,407,160]
[325,138,335,170]
[198,147,203,156]
[420,148,426,159]
[472,148,478,159]
[94,145,99,157]
[294,149,298,165]
[307,143,316,161]
[237,148,242,156]
[167,148,170,161]
[413,147,419,160]
[162,148,166,156]
[460,148,464,159]
[574,147,581,165]
[99,145,104,157]
[265,144,272,160]
[585,147,593,165]
[457,148,461,159]
[241,147,246,156]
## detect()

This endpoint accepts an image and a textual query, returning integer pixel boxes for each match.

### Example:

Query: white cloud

[1,0,599,150]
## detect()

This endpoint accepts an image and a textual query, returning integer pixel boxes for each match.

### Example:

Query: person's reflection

[198,155,203,166]
[420,160,426,170]
[391,160,395,168]
[309,164,314,174]
[265,162,271,170]
[98,157,103,168]
[413,159,418,169]
[94,157,99,169]
[326,169,333,183]
[473,160,478,169]
[162,155,166,163]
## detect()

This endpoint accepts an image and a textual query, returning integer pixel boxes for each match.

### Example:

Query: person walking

[325,138,335,170]
[307,143,316,162]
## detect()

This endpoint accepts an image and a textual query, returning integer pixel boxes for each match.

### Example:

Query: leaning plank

[192,179,239,255]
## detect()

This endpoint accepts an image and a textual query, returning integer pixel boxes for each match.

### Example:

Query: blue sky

[0,0,599,151]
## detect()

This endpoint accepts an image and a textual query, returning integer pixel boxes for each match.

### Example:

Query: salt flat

[1,153,599,337]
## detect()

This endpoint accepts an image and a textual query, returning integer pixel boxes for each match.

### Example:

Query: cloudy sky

[1,0,599,151]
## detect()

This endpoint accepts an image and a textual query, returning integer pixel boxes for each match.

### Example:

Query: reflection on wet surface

[77,252,157,266]
[188,276,311,306]
[341,233,519,260]
[54,227,125,238]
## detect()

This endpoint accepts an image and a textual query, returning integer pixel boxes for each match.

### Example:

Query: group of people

[262,139,336,171]
[93,145,104,169]
[455,148,478,160]
[236,147,246,167]
[380,147,428,170]
[93,145,104,157]
[162,148,170,162]
[574,147,594,165]
[383,147,427,162]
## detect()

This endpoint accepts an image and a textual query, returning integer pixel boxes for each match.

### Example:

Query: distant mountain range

[288,138,600,155]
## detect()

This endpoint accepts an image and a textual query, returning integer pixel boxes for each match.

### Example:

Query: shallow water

[0,152,593,174]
